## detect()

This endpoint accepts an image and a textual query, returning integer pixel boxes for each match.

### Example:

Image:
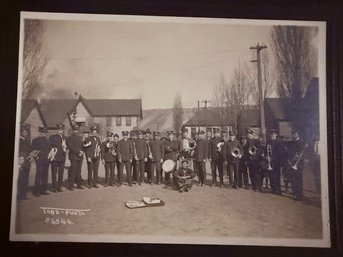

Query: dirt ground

[14,161,323,240]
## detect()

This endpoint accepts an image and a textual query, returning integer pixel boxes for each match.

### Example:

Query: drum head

[162,159,175,173]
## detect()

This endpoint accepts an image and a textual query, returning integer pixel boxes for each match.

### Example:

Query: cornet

[48,147,58,161]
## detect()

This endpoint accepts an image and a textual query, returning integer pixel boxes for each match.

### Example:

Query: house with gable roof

[20,99,46,140]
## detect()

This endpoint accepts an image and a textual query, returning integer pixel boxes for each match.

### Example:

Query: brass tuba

[187,139,197,150]
[231,147,242,158]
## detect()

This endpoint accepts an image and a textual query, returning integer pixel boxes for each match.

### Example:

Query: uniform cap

[122,131,129,136]
[106,131,113,137]
[90,126,98,132]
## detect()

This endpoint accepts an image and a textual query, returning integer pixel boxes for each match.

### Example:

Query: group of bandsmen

[17,122,309,201]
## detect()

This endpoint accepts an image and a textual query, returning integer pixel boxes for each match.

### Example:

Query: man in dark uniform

[117,131,134,186]
[18,124,32,200]
[31,126,51,197]
[135,130,148,185]
[246,129,263,192]
[101,132,117,186]
[286,129,307,201]
[150,131,165,184]
[173,159,196,192]
[265,129,283,195]
[144,128,153,184]
[48,124,67,192]
[130,130,138,184]
[193,130,208,186]
[164,130,180,184]
[83,126,101,188]
[238,135,250,189]
[223,132,242,189]
[208,128,224,187]
[66,125,84,190]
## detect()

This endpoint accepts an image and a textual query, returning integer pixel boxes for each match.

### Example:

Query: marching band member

[150,131,165,185]
[164,130,180,185]
[136,130,149,185]
[208,128,224,187]
[238,135,250,189]
[246,129,263,192]
[223,131,242,189]
[144,128,153,184]
[286,129,307,201]
[66,125,84,190]
[179,128,194,160]
[173,159,196,193]
[48,124,67,192]
[193,130,208,186]
[130,130,138,184]
[17,124,32,200]
[265,129,283,195]
[101,132,117,187]
[117,131,134,186]
[83,126,101,188]
[31,126,51,196]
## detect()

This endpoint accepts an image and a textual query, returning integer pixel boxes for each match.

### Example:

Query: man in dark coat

[150,131,165,184]
[208,128,224,187]
[286,129,307,201]
[130,130,138,184]
[83,126,101,188]
[238,135,250,189]
[144,129,154,184]
[246,129,263,192]
[135,130,148,185]
[223,132,242,189]
[66,125,84,190]
[17,124,32,200]
[193,130,208,186]
[31,126,51,196]
[117,131,134,186]
[163,130,180,184]
[173,160,196,192]
[101,132,117,186]
[48,124,67,192]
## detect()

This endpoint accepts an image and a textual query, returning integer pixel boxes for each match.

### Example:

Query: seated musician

[172,159,196,193]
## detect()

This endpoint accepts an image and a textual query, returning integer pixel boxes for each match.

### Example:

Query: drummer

[163,130,180,185]
[173,159,196,193]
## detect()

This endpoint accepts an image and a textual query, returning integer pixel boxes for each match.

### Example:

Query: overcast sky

[37,16,274,109]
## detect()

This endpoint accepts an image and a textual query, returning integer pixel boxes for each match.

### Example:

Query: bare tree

[271,26,317,100]
[173,92,183,134]
[22,19,49,99]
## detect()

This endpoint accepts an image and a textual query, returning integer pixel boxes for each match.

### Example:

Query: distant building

[20,99,46,140]
[182,107,234,139]
[237,108,260,138]
[73,95,143,138]
[39,99,78,136]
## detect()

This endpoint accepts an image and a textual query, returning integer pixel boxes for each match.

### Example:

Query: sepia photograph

[10,11,329,247]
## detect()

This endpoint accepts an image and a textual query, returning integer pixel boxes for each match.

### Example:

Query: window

[126,116,131,126]
[106,117,112,126]
[116,117,122,126]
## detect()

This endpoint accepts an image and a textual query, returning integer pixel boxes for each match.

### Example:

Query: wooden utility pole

[202,100,210,138]
[197,100,200,132]
[250,43,267,144]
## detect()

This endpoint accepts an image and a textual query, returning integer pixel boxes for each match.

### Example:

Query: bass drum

[162,159,176,174]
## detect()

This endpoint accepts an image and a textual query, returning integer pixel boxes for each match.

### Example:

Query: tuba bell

[231,147,242,158]
[187,139,196,150]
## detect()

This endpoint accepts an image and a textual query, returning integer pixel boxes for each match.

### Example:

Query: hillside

[139,108,197,132]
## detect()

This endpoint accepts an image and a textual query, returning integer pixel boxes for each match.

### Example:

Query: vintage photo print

[10,12,329,247]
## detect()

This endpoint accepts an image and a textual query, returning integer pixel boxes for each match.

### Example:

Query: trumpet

[266,144,273,170]
[217,142,225,152]
[231,147,242,158]
[48,147,58,161]
[106,139,116,156]
[248,145,257,155]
